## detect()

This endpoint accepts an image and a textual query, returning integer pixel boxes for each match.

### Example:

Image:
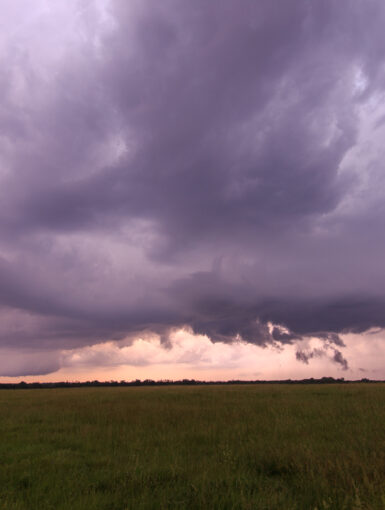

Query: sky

[1,0,385,382]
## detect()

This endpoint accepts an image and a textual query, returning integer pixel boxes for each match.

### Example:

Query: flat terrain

[0,384,384,510]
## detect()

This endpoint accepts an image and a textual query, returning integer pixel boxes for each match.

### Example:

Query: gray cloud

[1,0,385,374]
[296,346,349,370]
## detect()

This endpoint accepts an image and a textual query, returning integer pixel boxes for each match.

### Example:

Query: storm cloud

[1,0,385,375]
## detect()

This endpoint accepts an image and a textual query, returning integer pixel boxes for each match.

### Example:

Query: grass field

[0,384,384,510]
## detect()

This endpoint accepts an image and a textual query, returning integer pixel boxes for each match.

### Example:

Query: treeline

[0,376,382,389]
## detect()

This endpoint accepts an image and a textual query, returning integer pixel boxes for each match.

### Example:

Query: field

[0,384,384,510]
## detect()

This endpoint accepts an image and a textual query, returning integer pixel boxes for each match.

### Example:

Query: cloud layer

[1,0,385,375]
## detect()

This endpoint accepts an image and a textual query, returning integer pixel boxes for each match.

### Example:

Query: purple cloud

[1,0,385,375]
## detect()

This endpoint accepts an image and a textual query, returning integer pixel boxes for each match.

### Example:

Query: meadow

[0,384,384,510]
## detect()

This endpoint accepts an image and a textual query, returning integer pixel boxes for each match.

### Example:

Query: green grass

[0,384,384,509]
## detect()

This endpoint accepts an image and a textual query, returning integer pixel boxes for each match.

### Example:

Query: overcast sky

[1,0,385,381]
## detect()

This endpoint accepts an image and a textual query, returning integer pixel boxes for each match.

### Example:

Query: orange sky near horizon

[1,329,384,384]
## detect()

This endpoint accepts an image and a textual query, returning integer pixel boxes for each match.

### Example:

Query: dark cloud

[1,0,385,375]
[296,346,348,370]
[0,348,61,377]
[332,349,349,371]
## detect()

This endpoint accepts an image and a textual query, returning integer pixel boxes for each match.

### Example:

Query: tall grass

[0,384,384,509]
